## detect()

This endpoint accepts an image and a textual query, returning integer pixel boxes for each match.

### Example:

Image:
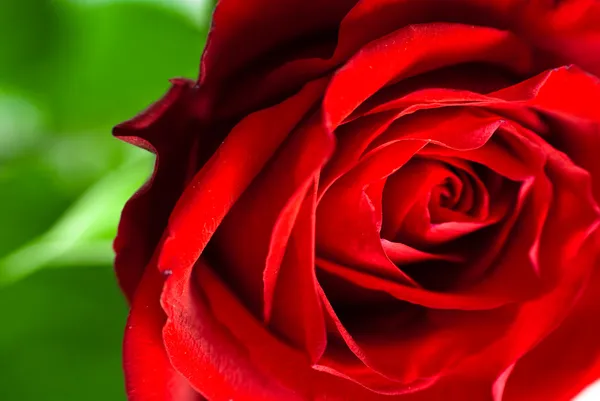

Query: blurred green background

[0,0,212,399]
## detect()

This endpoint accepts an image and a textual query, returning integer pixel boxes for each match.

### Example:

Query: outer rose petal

[520,0,600,75]
[324,23,533,128]
[157,78,327,276]
[451,152,600,387]
[209,113,332,327]
[162,260,304,401]
[124,254,204,401]
[187,259,509,401]
[268,180,328,363]
[157,80,331,399]
[502,230,600,401]
[546,117,600,201]
[114,79,214,302]
[208,117,330,360]
[338,0,600,73]
[196,0,600,117]
[198,0,356,114]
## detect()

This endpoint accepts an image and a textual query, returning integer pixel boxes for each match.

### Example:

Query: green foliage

[0,0,211,399]
[0,267,128,401]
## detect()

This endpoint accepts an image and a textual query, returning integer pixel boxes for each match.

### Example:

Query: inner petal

[315,268,518,389]
[377,152,528,292]
[381,157,495,248]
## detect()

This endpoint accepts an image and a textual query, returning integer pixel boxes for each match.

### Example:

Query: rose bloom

[114,0,600,400]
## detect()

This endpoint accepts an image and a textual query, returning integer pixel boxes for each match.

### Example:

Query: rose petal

[490,65,600,121]
[314,344,437,395]
[124,255,205,401]
[381,239,464,265]
[208,113,333,321]
[452,150,600,382]
[367,108,503,156]
[381,158,492,243]
[157,78,326,278]
[197,0,600,119]
[382,159,465,238]
[114,79,209,302]
[503,236,600,401]
[522,0,600,75]
[178,259,416,401]
[325,23,533,128]
[337,0,514,54]
[536,150,600,284]
[362,67,600,136]
[543,117,600,201]
[157,79,330,400]
[351,63,519,119]
[316,148,541,298]
[320,111,400,198]
[420,124,547,182]
[317,256,520,311]
[316,281,517,387]
[229,0,522,117]
[162,260,303,401]
[197,0,356,115]
[316,141,425,287]
[269,180,327,363]
[340,0,600,74]
[322,75,549,199]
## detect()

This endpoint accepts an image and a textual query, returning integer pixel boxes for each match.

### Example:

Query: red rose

[115,0,600,400]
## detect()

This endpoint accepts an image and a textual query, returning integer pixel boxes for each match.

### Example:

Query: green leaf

[0,152,153,285]
[0,0,63,89]
[0,92,44,161]
[0,157,73,258]
[45,1,209,132]
[0,266,128,401]
[0,1,214,400]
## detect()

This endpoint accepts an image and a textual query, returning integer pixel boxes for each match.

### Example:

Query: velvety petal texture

[114,0,600,400]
